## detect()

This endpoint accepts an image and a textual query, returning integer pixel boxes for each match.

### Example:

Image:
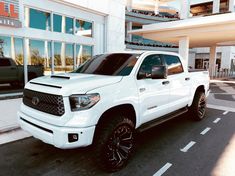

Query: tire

[94,115,135,172]
[189,91,207,121]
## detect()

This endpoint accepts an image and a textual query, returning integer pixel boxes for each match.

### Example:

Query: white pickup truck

[18,51,209,172]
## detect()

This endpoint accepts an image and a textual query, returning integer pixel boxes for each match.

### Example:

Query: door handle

[139,88,146,93]
[162,81,170,85]
[185,77,190,81]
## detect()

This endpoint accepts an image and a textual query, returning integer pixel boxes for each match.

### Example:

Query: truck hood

[27,73,123,96]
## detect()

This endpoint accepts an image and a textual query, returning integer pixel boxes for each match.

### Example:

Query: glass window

[138,54,163,79]
[53,14,62,32]
[76,45,92,67]
[65,43,74,71]
[66,17,73,34]
[74,53,139,76]
[164,55,184,75]
[0,36,11,57]
[29,8,51,31]
[14,38,24,65]
[29,39,51,76]
[54,42,62,72]
[75,19,92,37]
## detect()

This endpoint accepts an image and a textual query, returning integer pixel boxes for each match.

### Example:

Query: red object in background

[0,1,18,18]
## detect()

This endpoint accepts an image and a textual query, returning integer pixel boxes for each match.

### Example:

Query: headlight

[69,93,100,111]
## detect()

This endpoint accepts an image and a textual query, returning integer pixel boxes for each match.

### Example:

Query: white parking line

[207,104,235,113]
[223,111,229,115]
[153,163,172,176]
[180,141,196,153]
[213,118,221,124]
[200,127,211,135]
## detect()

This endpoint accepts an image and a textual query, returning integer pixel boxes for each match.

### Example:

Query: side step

[138,107,188,132]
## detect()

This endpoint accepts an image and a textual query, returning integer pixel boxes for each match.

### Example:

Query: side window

[0,59,11,67]
[138,54,162,79]
[164,55,184,75]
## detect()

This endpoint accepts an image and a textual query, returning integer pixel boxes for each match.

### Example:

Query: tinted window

[164,55,183,75]
[74,53,139,76]
[138,54,162,78]
[29,9,51,30]
[0,59,11,66]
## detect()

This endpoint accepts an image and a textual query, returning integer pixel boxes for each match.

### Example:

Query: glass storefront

[76,44,92,67]
[29,8,51,31]
[75,19,92,37]
[53,14,62,33]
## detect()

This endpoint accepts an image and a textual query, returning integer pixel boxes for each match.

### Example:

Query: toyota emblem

[32,97,40,106]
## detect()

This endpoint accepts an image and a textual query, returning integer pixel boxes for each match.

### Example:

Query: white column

[23,38,28,84]
[44,41,49,69]
[61,42,66,68]
[209,46,217,78]
[229,0,234,12]
[61,15,66,33]
[213,0,220,13]
[154,0,160,14]
[24,7,30,27]
[73,43,76,70]
[126,22,132,42]
[51,41,55,75]
[126,0,133,12]
[11,36,16,60]
[179,36,190,68]
[180,0,190,19]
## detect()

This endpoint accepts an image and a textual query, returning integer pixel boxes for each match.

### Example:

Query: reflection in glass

[53,14,62,32]
[29,40,52,75]
[54,42,62,70]
[66,17,73,34]
[75,19,92,37]
[76,44,92,67]
[65,44,74,71]
[29,8,51,30]
[0,36,11,57]
[14,38,24,65]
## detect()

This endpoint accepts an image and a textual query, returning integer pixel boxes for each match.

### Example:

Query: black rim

[198,95,206,118]
[105,124,134,168]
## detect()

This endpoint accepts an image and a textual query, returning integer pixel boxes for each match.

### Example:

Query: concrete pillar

[77,45,83,65]
[213,0,220,13]
[126,0,133,12]
[61,43,66,68]
[180,0,190,19]
[179,36,189,68]
[11,36,16,60]
[23,38,28,84]
[44,41,49,69]
[209,46,217,77]
[51,41,55,75]
[126,22,132,42]
[229,0,234,12]
[154,0,160,15]
[61,15,66,33]
[24,7,30,27]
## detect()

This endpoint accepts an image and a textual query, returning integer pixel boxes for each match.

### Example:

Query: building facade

[0,0,125,89]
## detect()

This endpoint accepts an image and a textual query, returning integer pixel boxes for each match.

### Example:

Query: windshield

[74,53,140,76]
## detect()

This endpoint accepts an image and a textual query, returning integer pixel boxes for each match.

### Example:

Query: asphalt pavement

[0,81,235,176]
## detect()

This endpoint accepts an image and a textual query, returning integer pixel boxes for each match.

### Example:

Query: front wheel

[189,91,207,121]
[94,115,135,172]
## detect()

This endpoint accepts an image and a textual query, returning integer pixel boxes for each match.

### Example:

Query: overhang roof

[129,13,235,47]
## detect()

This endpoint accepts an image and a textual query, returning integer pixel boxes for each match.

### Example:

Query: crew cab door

[0,58,18,82]
[163,55,190,112]
[135,54,170,124]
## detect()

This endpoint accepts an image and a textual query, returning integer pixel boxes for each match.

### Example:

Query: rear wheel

[94,115,135,172]
[189,91,206,121]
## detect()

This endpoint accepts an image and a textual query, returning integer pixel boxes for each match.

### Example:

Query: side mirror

[151,65,167,79]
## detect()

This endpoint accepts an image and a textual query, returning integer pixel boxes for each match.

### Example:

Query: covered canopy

[129,13,235,47]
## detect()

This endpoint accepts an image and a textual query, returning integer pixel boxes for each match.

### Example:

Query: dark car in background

[0,57,44,87]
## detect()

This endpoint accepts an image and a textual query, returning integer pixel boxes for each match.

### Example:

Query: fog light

[68,133,79,143]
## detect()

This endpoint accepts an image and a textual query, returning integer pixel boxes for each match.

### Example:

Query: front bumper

[18,111,96,149]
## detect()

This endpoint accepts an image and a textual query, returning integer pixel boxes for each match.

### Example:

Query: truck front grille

[23,89,65,116]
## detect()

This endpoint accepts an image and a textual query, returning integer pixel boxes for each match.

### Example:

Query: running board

[138,107,188,132]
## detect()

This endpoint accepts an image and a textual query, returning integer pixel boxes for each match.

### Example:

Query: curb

[0,124,20,134]
[0,93,23,101]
